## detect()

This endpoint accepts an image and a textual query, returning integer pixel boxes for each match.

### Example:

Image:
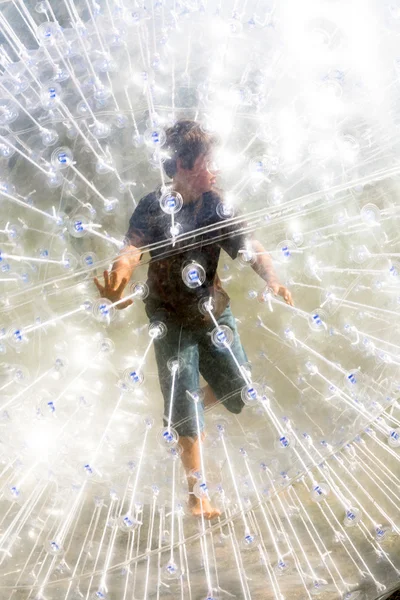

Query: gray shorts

[149,305,247,438]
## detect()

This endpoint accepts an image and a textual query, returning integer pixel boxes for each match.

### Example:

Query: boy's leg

[199,305,247,415]
[151,316,220,519]
[178,433,220,518]
[203,383,219,408]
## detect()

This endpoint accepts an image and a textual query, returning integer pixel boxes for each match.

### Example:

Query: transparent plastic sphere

[13,366,30,384]
[275,433,295,450]
[53,67,70,83]
[123,368,144,388]
[166,222,183,239]
[80,252,97,268]
[241,383,261,406]
[92,121,111,139]
[228,84,251,106]
[117,514,141,531]
[162,560,182,580]
[241,532,258,549]
[132,133,144,147]
[62,253,78,270]
[167,356,184,374]
[0,181,16,196]
[114,113,129,129]
[310,579,329,596]
[144,128,166,147]
[211,325,234,349]
[292,231,304,246]
[229,17,243,35]
[343,507,362,527]
[167,445,183,460]
[0,99,19,125]
[308,309,328,332]
[93,85,112,102]
[40,82,62,109]
[51,146,73,170]
[36,22,62,45]
[274,558,291,575]
[374,524,392,542]
[350,244,370,264]
[0,139,15,158]
[238,247,256,266]
[186,388,205,404]
[158,426,179,448]
[304,256,321,280]
[7,326,27,350]
[311,483,330,502]
[96,157,114,175]
[148,321,167,339]
[129,281,149,300]
[159,190,183,214]
[68,216,88,238]
[193,480,209,499]
[198,296,216,316]
[249,156,270,179]
[277,240,296,262]
[98,338,115,355]
[103,198,119,214]
[40,128,59,147]
[66,124,78,140]
[92,298,116,323]
[182,262,206,288]
[360,203,380,225]
[77,100,92,116]
[46,169,64,188]
[44,539,64,556]
[216,201,235,219]
[3,485,23,503]
[39,396,56,417]
[388,428,400,448]
[91,588,108,600]
[388,261,400,282]
[345,370,362,387]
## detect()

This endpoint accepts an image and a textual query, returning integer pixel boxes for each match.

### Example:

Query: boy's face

[177,152,219,195]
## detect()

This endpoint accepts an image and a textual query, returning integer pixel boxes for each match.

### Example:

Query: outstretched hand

[268,283,294,306]
[93,270,133,310]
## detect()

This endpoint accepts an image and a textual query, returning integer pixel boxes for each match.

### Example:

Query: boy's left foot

[188,495,221,520]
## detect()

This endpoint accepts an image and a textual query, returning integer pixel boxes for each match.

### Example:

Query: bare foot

[188,495,221,520]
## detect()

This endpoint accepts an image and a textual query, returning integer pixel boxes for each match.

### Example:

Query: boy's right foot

[188,495,221,520]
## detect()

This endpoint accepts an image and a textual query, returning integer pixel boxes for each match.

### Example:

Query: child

[94,120,293,519]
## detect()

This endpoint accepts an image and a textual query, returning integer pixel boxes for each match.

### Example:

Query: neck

[172,179,200,204]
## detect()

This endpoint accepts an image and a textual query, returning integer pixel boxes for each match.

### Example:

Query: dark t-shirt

[125,188,247,326]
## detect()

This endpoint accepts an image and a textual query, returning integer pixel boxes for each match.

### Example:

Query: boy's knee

[223,391,245,414]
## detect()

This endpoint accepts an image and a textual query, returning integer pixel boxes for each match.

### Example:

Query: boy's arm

[94,244,142,309]
[249,239,294,306]
[111,244,142,287]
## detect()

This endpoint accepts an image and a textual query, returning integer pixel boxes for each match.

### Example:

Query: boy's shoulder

[132,188,163,220]
[138,188,160,208]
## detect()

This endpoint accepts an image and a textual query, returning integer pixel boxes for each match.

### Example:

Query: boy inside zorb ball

[94,120,293,519]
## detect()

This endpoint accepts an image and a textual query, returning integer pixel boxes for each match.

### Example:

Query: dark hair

[163,120,219,178]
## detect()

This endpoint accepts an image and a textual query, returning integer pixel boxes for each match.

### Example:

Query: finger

[103,270,109,288]
[116,277,127,294]
[93,277,104,294]
[116,299,133,310]
[286,293,294,306]
[110,270,117,289]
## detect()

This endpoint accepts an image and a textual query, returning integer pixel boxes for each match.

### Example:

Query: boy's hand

[93,270,133,310]
[268,283,294,306]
